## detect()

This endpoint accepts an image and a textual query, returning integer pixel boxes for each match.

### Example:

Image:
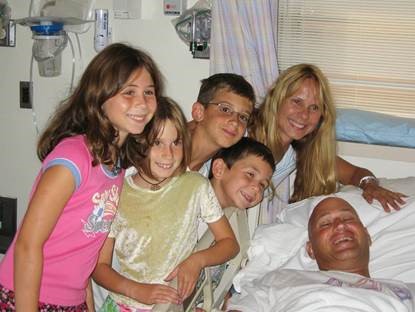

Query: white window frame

[277,0,415,119]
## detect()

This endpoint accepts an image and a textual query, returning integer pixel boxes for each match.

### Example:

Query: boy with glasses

[188,73,256,175]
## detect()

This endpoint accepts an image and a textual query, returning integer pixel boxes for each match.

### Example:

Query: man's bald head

[306,197,371,277]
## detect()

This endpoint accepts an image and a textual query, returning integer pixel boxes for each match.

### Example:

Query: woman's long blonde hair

[249,64,337,202]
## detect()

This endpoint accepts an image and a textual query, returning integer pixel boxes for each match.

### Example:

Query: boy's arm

[196,215,239,266]
[92,237,181,305]
[166,215,239,300]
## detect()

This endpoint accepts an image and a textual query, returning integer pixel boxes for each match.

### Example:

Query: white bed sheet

[229,269,414,312]
[232,177,415,305]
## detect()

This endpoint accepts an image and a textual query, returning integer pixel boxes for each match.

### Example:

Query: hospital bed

[231,177,415,311]
[172,175,415,311]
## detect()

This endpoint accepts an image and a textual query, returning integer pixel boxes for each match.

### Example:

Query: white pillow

[377,177,415,197]
[234,177,415,290]
[279,177,415,228]
[278,190,382,228]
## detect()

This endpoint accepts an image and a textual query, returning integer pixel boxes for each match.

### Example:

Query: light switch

[113,0,141,19]
[163,0,186,16]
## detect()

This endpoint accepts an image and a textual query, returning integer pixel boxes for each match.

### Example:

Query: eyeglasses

[206,102,251,125]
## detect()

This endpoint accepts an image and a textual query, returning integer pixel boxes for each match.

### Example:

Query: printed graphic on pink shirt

[82,185,120,237]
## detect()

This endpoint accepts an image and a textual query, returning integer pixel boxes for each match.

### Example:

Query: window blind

[277,0,415,118]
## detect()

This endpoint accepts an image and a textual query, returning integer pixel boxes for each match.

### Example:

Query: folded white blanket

[228,270,414,312]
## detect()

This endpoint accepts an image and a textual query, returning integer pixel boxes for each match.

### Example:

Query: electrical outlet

[20,81,33,109]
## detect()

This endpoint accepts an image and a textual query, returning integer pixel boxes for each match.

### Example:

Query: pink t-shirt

[0,135,125,305]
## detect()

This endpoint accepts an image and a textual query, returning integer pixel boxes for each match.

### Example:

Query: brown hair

[132,96,190,179]
[197,73,256,106]
[37,43,164,169]
[208,137,275,179]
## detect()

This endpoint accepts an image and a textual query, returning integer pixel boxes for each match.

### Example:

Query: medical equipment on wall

[94,9,108,52]
[0,0,9,39]
[15,0,95,134]
[172,0,211,59]
[0,0,13,46]
[30,22,67,77]
[15,0,95,78]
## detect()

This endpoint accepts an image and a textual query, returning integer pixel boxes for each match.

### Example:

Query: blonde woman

[250,64,405,222]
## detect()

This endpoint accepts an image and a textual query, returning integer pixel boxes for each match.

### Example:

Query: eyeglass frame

[204,101,252,125]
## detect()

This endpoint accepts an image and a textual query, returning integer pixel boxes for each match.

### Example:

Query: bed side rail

[185,207,251,311]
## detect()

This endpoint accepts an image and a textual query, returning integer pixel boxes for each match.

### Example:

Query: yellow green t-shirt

[108,171,223,309]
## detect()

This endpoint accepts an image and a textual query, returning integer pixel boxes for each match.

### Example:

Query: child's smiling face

[149,119,184,181]
[193,89,254,149]
[213,155,273,209]
[102,68,157,146]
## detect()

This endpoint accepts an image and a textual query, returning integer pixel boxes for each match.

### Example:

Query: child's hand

[362,184,407,212]
[165,254,203,301]
[131,283,181,305]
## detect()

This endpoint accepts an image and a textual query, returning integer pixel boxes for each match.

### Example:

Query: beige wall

[338,141,415,179]
[0,0,208,224]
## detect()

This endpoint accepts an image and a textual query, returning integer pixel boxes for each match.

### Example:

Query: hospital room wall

[0,0,208,229]
[338,141,415,179]
[0,0,414,246]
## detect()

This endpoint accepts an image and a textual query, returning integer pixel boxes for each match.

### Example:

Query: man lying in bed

[227,197,414,311]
